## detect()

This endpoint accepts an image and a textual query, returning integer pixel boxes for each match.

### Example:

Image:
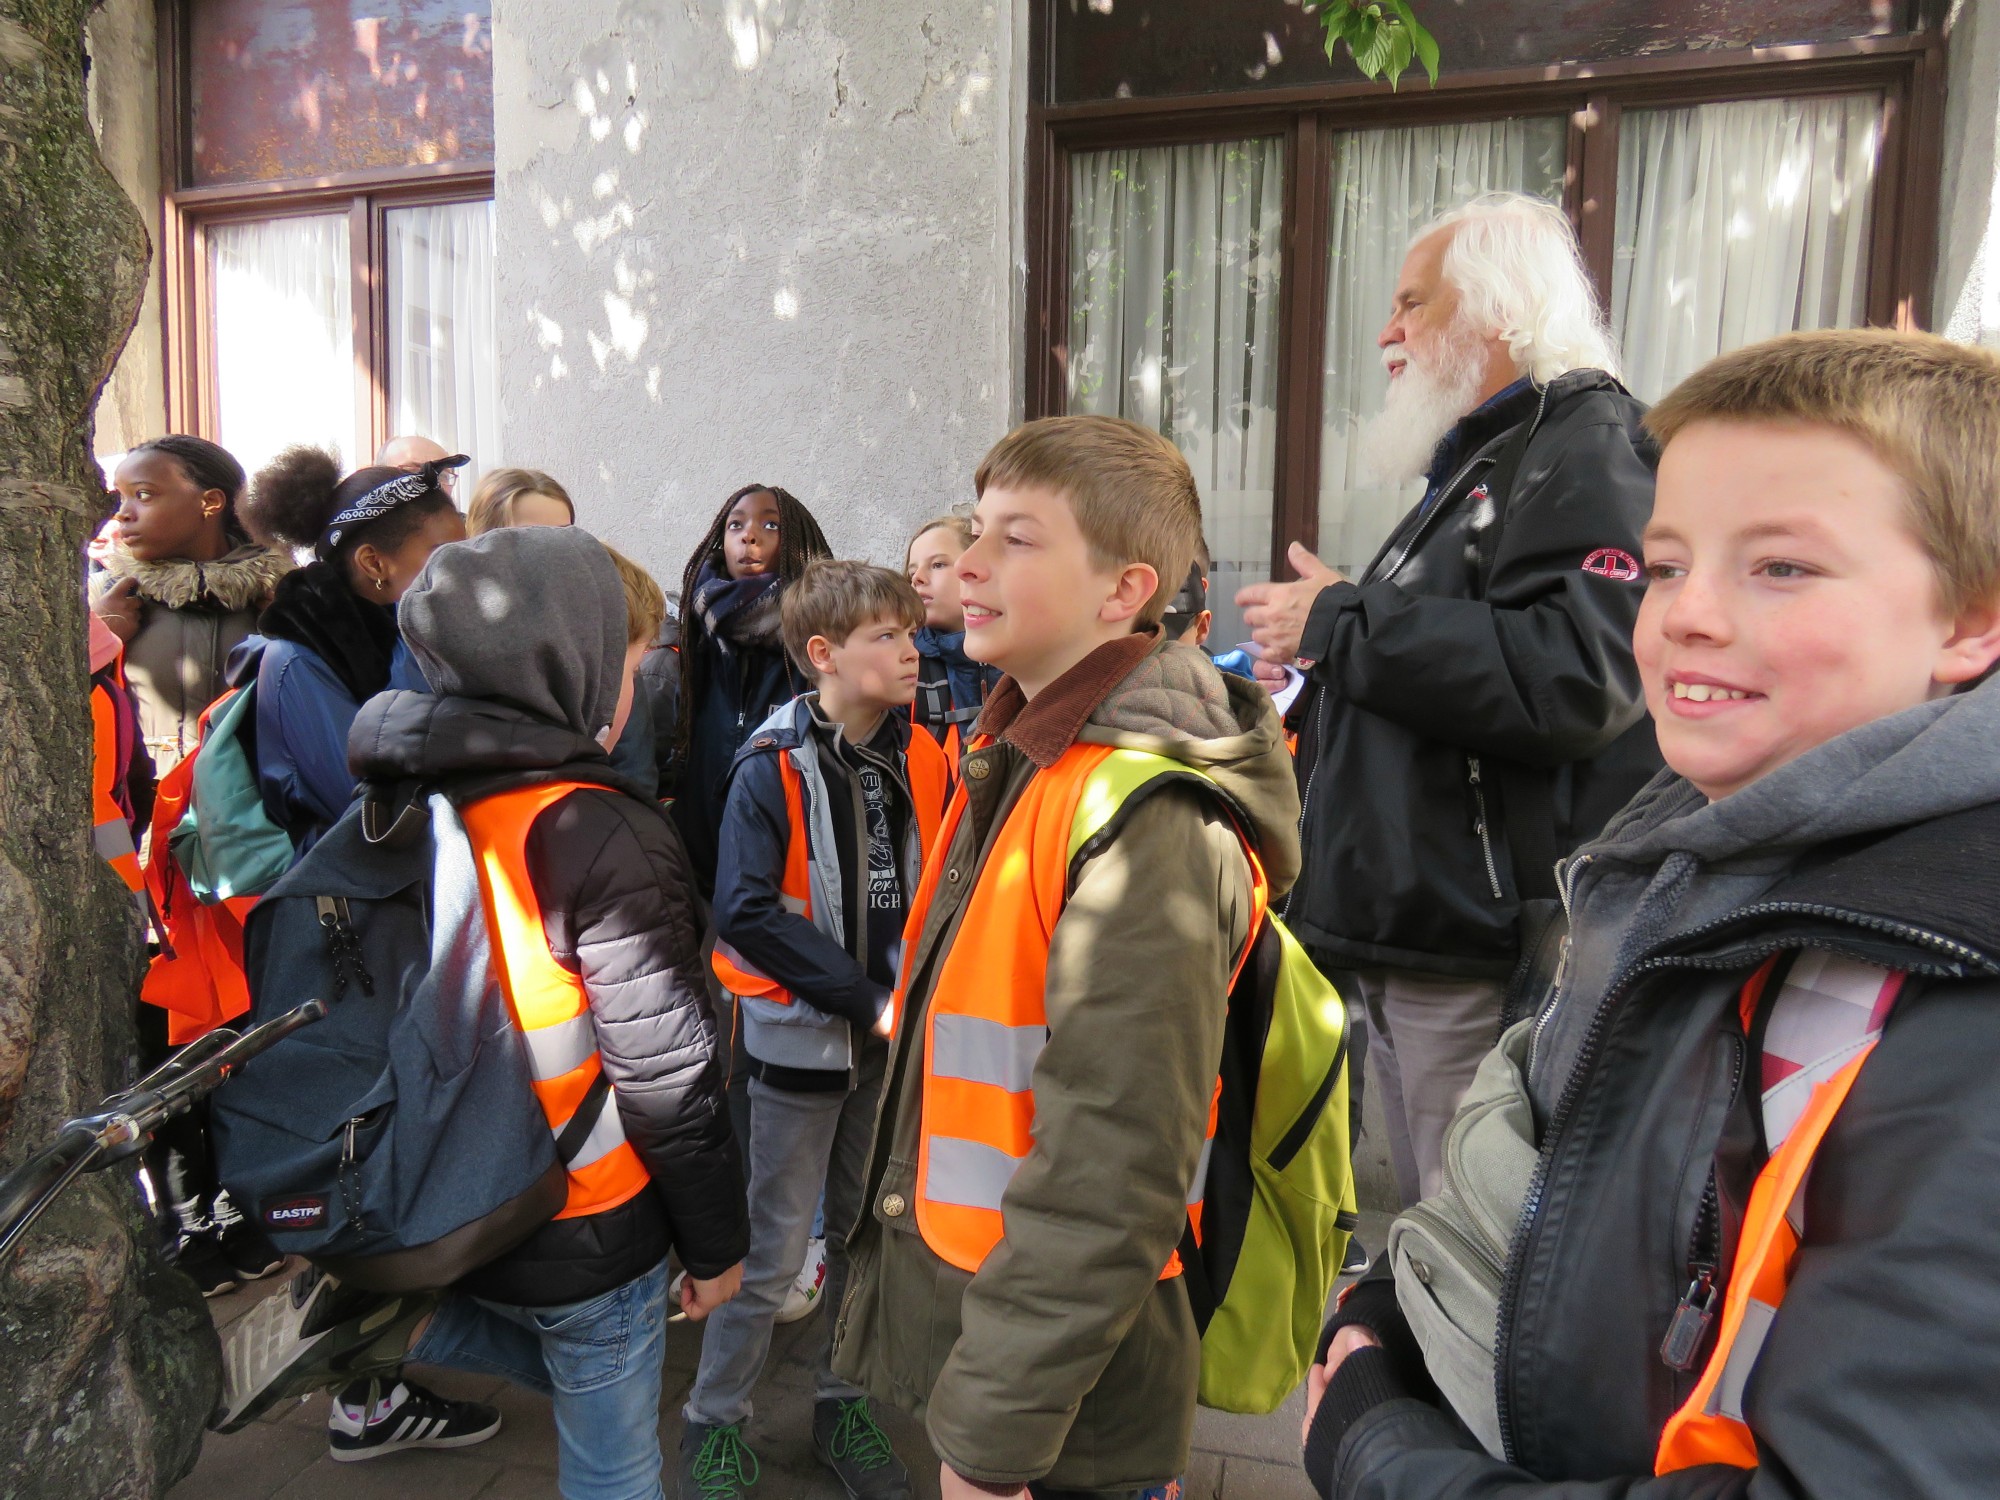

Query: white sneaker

[776,1237,827,1324]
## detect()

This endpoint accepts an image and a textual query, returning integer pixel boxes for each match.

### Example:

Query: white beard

[1359,329,1492,485]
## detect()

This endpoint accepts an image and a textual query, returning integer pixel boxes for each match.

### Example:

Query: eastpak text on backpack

[210,780,587,1292]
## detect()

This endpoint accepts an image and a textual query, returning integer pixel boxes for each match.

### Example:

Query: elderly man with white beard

[1237,192,1661,1212]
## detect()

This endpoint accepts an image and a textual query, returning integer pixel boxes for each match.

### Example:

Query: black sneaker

[210,1266,435,1433]
[175,1235,240,1299]
[220,1221,286,1282]
[326,1376,502,1462]
[678,1420,760,1500]
[812,1397,911,1500]
[1342,1235,1371,1276]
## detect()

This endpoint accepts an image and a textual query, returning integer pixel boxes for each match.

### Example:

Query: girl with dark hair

[89,435,293,773]
[671,483,832,893]
[237,446,469,854]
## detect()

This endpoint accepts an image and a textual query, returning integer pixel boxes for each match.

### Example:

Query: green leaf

[1383,0,1442,84]
[1321,0,1441,87]
[1349,17,1398,80]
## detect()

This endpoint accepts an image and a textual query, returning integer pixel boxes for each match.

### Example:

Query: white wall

[490,0,1025,595]
[1937,0,2000,344]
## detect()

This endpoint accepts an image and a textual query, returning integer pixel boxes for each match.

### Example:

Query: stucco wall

[490,0,1024,591]
[1937,0,2000,344]
[86,0,166,469]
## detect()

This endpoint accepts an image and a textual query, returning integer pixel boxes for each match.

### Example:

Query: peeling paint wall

[491,0,1024,589]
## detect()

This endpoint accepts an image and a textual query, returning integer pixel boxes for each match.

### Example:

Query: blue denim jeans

[411,1257,669,1500]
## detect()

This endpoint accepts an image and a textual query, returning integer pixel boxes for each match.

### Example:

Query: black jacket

[672,625,807,898]
[1286,371,1662,978]
[1308,790,2000,1498]
[349,690,749,1306]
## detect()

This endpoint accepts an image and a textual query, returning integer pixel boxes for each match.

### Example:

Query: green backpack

[169,682,296,904]
[1073,750,1358,1415]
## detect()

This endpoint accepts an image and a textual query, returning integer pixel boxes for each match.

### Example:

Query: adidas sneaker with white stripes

[326,1377,502,1462]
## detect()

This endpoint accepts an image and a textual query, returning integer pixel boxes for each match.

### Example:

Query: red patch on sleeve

[1581,547,1641,581]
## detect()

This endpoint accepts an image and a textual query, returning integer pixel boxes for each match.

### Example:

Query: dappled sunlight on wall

[490,0,1021,591]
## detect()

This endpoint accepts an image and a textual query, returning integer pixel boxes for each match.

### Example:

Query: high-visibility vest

[459,781,654,1221]
[141,690,254,1045]
[91,675,143,895]
[1655,960,1905,1473]
[900,739,1264,1278]
[712,725,950,1005]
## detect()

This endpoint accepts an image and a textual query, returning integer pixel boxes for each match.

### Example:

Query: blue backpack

[210,781,577,1292]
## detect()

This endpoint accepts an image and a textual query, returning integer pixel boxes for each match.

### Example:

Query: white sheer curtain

[1613,96,1881,401]
[1068,138,1284,644]
[385,201,500,482]
[210,215,356,478]
[1318,119,1567,575]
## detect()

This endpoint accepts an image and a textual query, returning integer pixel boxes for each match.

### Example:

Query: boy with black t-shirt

[684,560,948,1500]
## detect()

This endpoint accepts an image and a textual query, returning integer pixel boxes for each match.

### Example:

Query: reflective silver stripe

[1707,1297,1778,1422]
[562,1087,630,1169]
[521,1012,597,1082]
[1187,1136,1213,1206]
[924,1135,1023,1211]
[931,1014,1043,1092]
[781,892,807,915]
[94,819,136,861]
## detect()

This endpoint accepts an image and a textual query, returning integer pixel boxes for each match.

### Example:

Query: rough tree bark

[0,4,219,1495]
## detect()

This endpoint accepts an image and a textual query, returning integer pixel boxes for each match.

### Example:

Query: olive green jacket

[832,632,1301,1491]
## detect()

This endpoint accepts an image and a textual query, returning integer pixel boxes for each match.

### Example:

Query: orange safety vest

[459,782,653,1221]
[899,739,1264,1279]
[713,725,950,1005]
[1654,960,1905,1474]
[141,690,255,1045]
[91,677,144,895]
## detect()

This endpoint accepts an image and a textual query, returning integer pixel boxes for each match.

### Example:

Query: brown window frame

[1025,27,1948,580]
[156,0,495,464]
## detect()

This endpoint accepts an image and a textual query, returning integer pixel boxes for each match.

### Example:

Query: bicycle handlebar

[0,999,327,1259]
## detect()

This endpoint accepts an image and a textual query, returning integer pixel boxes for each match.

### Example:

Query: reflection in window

[386,201,500,481]
[210,215,355,479]
[1613,95,1880,400]
[1068,138,1284,646]
[1318,119,1567,575]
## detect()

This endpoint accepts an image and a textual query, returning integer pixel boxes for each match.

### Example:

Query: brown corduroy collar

[973,629,1160,769]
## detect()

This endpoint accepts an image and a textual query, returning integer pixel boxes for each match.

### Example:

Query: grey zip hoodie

[1532,674,2000,1114]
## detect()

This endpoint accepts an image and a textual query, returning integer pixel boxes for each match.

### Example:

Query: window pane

[386,201,499,484]
[1613,96,1881,401]
[210,215,356,479]
[1318,120,1567,575]
[188,0,494,188]
[1068,138,1284,647]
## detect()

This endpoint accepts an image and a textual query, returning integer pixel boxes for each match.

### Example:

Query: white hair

[1421,192,1619,383]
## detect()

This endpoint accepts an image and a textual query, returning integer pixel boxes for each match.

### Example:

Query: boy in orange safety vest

[1300,334,2000,1500]
[831,418,1303,1498]
[684,560,947,1500]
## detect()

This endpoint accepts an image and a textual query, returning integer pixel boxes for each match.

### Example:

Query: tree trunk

[0,5,219,1496]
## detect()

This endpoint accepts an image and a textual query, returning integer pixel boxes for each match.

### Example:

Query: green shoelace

[826,1399,895,1471]
[692,1424,760,1499]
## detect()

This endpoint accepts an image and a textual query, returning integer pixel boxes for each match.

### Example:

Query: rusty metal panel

[188,0,494,187]
[1051,0,1906,104]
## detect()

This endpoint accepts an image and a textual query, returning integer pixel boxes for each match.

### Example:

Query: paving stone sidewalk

[168,1211,1392,1500]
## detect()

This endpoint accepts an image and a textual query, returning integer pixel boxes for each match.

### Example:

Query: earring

[375,577,389,592]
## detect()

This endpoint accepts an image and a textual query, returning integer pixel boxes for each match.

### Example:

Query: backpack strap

[553,1068,615,1166]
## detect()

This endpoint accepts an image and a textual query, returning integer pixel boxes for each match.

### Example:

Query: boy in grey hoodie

[1301,332,2000,1500]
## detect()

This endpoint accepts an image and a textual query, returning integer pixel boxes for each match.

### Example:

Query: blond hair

[780,559,925,678]
[466,467,576,534]
[907,512,974,560]
[602,543,667,645]
[1647,330,2000,617]
[973,415,1202,627]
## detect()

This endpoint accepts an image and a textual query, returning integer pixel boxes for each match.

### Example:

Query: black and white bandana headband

[316,454,468,561]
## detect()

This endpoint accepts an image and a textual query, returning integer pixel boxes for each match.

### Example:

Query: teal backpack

[169,682,296,903]
[1075,749,1357,1415]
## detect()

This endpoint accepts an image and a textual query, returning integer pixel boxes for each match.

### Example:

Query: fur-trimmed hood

[92,542,293,613]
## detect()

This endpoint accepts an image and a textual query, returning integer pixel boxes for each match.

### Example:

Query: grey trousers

[1351,967,1507,1208]
[684,1040,886,1427]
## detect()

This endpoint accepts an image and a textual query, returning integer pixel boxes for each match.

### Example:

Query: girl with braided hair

[670,483,832,895]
